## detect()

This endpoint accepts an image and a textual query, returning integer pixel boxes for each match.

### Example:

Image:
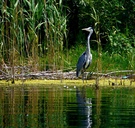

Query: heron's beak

[82,27,90,32]
[82,28,88,31]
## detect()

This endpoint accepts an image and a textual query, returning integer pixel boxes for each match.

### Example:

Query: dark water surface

[0,85,135,128]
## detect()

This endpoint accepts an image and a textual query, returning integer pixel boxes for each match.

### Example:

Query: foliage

[69,45,135,72]
[0,0,67,71]
[0,0,134,73]
[108,28,134,54]
[77,0,135,50]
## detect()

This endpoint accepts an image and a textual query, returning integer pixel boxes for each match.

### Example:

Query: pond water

[0,85,135,128]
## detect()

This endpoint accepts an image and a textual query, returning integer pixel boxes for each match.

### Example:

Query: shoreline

[0,78,134,87]
[0,70,134,87]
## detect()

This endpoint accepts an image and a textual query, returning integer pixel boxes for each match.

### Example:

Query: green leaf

[14,0,19,8]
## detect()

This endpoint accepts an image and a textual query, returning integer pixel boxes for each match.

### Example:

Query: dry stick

[0,70,8,76]
[92,70,134,77]
[0,66,134,80]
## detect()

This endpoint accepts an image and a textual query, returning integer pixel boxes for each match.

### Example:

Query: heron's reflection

[76,87,92,128]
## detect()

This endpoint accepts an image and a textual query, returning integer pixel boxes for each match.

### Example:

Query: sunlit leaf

[14,0,19,8]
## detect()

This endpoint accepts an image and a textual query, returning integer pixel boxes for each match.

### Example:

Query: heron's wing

[85,54,92,69]
[76,52,86,77]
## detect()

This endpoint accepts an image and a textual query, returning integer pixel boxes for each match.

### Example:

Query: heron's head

[82,27,93,34]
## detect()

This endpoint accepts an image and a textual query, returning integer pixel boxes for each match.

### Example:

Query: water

[0,85,135,128]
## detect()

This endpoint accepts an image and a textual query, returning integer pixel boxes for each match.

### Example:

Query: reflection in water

[0,86,135,128]
[76,88,92,128]
[66,87,92,128]
[76,87,92,128]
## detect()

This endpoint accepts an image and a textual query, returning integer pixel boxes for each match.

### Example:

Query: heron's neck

[87,32,92,54]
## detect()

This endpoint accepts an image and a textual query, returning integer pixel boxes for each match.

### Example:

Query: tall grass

[68,45,135,73]
[0,0,134,79]
[0,0,67,73]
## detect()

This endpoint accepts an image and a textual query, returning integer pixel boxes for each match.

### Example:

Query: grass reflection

[0,86,135,128]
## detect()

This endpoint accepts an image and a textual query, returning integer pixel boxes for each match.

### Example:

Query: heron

[76,27,93,82]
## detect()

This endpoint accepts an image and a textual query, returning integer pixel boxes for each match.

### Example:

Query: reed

[0,0,67,73]
[0,0,134,82]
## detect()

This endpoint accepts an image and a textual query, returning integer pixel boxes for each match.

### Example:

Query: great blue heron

[76,27,93,81]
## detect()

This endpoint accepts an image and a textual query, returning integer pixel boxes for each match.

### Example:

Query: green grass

[66,45,135,73]
[0,0,134,75]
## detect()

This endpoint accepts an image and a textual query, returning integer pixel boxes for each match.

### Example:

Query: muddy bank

[0,70,135,80]
[0,68,134,86]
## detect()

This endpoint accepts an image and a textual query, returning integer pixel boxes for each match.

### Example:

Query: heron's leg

[86,72,88,83]
[86,72,93,82]
[83,70,88,83]
[83,73,84,83]
[82,71,84,83]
